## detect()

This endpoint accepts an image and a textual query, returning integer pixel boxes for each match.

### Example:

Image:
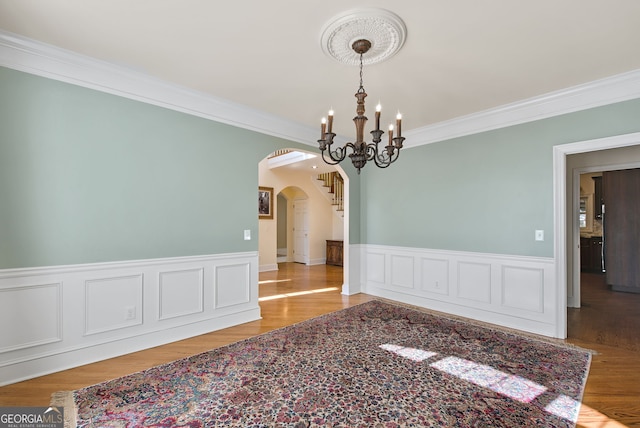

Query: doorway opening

[555,132,640,339]
[258,148,350,294]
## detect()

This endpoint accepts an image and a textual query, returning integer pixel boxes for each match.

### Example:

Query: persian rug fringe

[50,390,77,428]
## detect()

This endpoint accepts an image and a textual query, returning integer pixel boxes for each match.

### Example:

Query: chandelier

[317,39,404,174]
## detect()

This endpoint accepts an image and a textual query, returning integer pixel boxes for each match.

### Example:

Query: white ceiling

[1,0,640,141]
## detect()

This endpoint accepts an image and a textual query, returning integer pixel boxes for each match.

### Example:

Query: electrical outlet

[125,306,136,320]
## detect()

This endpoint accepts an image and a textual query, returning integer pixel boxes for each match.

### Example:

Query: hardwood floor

[567,272,640,427]
[0,263,374,408]
[0,264,638,427]
[568,273,640,352]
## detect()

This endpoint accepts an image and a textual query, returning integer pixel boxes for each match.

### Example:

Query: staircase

[267,149,292,158]
[317,172,344,213]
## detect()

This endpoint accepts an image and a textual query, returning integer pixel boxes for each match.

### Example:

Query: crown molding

[0,31,320,146]
[405,69,640,147]
[2,30,640,149]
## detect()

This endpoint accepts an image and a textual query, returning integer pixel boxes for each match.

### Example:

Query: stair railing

[317,172,344,212]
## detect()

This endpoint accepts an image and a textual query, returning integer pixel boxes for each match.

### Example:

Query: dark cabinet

[603,169,640,293]
[326,240,343,266]
[580,236,603,273]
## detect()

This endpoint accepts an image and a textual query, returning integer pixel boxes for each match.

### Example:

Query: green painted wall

[3,65,640,268]
[361,99,640,257]
[0,67,312,269]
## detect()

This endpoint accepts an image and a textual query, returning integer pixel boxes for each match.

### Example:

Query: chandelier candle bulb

[375,103,381,130]
[396,112,402,137]
[327,110,334,133]
[388,124,394,145]
[321,117,327,139]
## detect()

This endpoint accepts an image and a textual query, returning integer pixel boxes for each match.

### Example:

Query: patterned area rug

[53,300,591,427]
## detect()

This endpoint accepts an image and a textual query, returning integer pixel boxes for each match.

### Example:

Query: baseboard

[259,263,279,272]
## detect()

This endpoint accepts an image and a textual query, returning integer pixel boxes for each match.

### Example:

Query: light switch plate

[244,229,251,240]
[535,230,544,241]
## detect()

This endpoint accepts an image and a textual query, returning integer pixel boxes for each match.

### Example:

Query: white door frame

[553,131,640,338]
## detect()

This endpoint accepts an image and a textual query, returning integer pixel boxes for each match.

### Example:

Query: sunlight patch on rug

[545,395,582,422]
[430,356,548,403]
[381,343,582,423]
[379,343,438,362]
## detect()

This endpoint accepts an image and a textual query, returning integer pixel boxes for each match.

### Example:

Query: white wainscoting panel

[85,274,144,335]
[501,266,544,313]
[420,257,449,295]
[214,263,251,310]
[159,268,204,321]
[390,255,414,289]
[366,252,386,284]
[361,245,557,338]
[0,283,62,353]
[457,262,492,304]
[0,252,260,386]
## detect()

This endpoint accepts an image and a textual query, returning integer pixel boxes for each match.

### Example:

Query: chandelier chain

[358,53,365,93]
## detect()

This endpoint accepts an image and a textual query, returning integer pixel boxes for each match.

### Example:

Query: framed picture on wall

[258,186,274,219]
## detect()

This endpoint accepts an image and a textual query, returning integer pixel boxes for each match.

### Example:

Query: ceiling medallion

[320,8,407,66]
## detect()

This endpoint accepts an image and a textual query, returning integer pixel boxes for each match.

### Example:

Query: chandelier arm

[363,142,379,162]
[320,151,344,165]
[324,147,347,164]
[321,142,356,165]
[375,150,400,168]
[363,129,385,163]
[362,141,401,169]
[373,147,394,168]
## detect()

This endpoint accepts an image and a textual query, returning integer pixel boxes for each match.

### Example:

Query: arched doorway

[258,149,350,293]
